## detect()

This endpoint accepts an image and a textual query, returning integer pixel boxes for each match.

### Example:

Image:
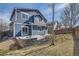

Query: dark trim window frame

[22,14,28,19]
[33,25,37,30]
[42,26,47,30]
[33,25,47,30]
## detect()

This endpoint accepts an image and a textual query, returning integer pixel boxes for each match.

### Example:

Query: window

[44,27,47,30]
[33,25,42,31]
[42,26,47,30]
[38,26,41,31]
[22,27,27,33]
[21,26,29,36]
[22,14,28,19]
[42,26,44,30]
[33,25,37,30]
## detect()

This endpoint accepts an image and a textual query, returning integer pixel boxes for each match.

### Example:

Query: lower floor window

[22,27,28,33]
[33,25,47,30]
[33,25,37,30]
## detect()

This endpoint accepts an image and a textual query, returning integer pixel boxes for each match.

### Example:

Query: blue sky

[0,3,67,23]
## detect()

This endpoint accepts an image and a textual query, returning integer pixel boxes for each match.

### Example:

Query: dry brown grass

[27,34,74,56]
[28,39,73,56]
[0,40,15,50]
[4,34,74,56]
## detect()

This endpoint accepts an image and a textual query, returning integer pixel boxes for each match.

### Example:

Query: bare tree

[0,18,9,39]
[0,18,3,39]
[61,3,79,28]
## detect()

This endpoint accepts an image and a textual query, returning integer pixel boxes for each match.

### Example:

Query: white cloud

[0,13,10,23]
[41,4,69,22]
[56,3,68,12]
[43,7,52,15]
[42,4,68,14]
[42,4,68,17]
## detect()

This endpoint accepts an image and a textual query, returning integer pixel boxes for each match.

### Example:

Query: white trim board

[21,25,29,36]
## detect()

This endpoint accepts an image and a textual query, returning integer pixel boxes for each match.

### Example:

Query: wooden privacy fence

[54,28,74,34]
[54,27,79,38]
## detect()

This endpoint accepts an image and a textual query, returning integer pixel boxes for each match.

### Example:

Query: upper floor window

[22,14,28,19]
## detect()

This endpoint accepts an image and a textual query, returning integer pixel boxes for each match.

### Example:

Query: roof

[10,8,47,22]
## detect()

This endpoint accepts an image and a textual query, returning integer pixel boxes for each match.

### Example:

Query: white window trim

[13,10,18,37]
[21,12,29,15]
[13,22,15,37]
[14,11,30,22]
[15,10,17,21]
[21,25,29,36]
[15,22,23,24]
[21,12,29,20]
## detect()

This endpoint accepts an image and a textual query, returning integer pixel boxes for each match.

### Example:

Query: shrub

[45,34,56,46]
[9,42,22,50]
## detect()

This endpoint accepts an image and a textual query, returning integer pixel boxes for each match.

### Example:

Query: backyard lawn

[0,34,74,56]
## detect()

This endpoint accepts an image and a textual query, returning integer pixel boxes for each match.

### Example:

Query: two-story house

[10,8,48,37]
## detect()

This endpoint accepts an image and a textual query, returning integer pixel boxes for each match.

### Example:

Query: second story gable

[10,8,47,26]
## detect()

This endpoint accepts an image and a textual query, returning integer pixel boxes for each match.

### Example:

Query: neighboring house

[10,8,48,37]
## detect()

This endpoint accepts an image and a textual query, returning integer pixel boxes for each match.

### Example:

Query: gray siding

[16,11,21,23]
[32,16,48,35]
[10,23,14,37]
[33,16,46,26]
[10,10,48,37]
[25,12,38,15]
[15,24,22,36]
[32,30,48,35]
[16,11,30,23]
